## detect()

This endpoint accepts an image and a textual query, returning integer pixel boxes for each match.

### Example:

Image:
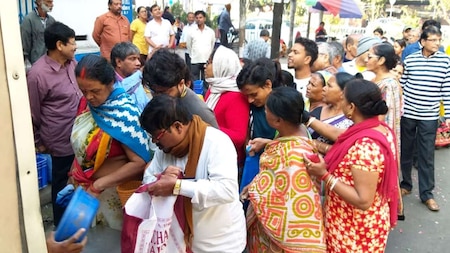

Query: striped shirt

[400,50,450,120]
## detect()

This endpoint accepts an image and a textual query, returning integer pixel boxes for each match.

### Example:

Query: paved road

[44,50,450,252]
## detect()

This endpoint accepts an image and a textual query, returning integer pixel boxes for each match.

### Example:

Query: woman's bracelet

[89,182,104,195]
[306,117,316,128]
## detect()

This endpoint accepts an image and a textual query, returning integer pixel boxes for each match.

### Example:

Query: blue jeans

[400,117,438,202]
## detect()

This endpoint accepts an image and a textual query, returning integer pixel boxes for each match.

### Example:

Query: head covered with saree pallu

[71,55,151,185]
[246,87,326,253]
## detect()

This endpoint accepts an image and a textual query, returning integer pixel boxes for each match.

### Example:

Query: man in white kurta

[141,95,246,253]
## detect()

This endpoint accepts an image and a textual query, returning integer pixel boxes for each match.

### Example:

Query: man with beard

[92,0,131,61]
[21,0,56,69]
[139,94,246,253]
[27,22,81,226]
[142,48,218,128]
[110,42,149,112]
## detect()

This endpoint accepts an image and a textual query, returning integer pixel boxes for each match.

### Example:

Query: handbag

[121,184,185,253]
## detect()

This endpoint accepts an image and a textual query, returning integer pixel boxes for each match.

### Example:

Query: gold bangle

[324,144,330,153]
[173,179,182,195]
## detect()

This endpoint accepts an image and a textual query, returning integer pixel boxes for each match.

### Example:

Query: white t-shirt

[143,127,247,253]
[144,18,174,53]
[294,76,310,100]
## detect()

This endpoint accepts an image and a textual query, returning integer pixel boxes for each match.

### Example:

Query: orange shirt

[92,12,131,61]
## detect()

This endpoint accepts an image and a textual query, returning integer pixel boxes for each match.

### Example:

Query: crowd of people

[20,0,450,252]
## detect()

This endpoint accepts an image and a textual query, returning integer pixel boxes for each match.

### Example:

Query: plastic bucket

[54,186,100,242]
[36,153,48,189]
[193,80,204,95]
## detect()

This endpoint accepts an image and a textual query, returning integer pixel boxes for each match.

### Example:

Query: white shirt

[342,60,376,80]
[186,25,216,64]
[294,76,310,100]
[143,127,247,253]
[179,22,197,54]
[144,18,174,53]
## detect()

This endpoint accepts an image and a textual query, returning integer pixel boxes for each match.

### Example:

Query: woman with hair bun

[246,86,326,252]
[305,79,399,253]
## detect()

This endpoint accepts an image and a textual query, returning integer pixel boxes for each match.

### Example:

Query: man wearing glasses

[139,94,246,253]
[399,25,450,212]
[142,49,218,128]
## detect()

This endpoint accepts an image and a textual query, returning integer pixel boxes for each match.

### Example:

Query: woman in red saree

[245,87,326,252]
[305,79,398,253]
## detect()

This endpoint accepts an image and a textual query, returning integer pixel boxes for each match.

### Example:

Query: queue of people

[20,1,449,250]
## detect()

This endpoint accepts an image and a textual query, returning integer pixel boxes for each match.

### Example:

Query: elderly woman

[245,86,326,252]
[204,46,249,168]
[305,79,399,253]
[306,70,329,112]
[70,55,150,230]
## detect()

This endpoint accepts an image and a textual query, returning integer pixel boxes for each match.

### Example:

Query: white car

[244,18,305,44]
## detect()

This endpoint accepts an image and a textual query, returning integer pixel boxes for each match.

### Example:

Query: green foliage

[171,1,185,20]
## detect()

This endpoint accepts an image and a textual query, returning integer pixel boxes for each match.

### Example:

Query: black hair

[335,72,358,91]
[75,54,116,85]
[313,72,327,87]
[142,49,188,88]
[236,58,284,89]
[194,10,206,18]
[136,6,146,14]
[140,94,193,134]
[44,22,75,50]
[420,26,442,41]
[422,19,441,31]
[293,37,318,67]
[372,43,398,70]
[150,4,159,12]
[373,27,384,35]
[394,39,407,49]
[281,70,295,88]
[344,79,388,117]
[266,86,304,125]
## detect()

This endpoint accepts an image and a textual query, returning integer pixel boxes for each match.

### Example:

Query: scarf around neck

[169,115,208,242]
[324,117,398,227]
[205,46,241,110]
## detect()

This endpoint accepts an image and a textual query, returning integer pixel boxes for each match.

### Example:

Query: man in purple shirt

[27,22,81,226]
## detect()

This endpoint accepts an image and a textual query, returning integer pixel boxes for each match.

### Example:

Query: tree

[271,1,284,59]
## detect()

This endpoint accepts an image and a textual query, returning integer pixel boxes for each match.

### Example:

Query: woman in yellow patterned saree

[245,87,326,253]
[70,55,150,230]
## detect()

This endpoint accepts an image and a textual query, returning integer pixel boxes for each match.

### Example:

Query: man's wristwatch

[173,179,182,195]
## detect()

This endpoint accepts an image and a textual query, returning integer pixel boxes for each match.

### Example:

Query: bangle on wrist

[330,178,339,191]
[89,183,103,195]
[173,179,182,195]
[320,172,330,181]
[306,117,316,128]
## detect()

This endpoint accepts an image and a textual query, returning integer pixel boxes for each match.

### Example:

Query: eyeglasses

[150,128,168,142]
[426,39,442,43]
[367,54,380,59]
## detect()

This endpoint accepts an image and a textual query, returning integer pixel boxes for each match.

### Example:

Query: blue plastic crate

[36,154,48,189]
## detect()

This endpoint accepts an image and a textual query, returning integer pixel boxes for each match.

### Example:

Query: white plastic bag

[123,184,185,253]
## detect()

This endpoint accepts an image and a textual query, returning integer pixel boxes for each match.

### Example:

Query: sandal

[424,199,440,211]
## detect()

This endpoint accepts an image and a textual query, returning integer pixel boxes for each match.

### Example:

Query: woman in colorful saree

[305,79,399,253]
[70,55,150,230]
[245,86,326,253]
